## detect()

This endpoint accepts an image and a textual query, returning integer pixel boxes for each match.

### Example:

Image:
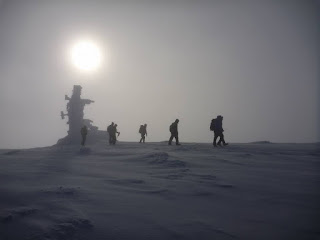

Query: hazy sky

[0,0,319,148]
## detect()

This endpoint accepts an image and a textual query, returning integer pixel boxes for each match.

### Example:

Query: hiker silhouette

[211,115,228,147]
[107,122,115,145]
[168,119,180,145]
[80,125,88,146]
[139,124,147,143]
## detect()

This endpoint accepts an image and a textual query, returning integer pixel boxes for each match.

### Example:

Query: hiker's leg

[168,134,174,145]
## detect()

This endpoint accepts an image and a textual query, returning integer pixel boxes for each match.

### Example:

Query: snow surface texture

[0,142,319,240]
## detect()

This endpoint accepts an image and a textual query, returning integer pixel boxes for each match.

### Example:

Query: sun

[71,41,102,71]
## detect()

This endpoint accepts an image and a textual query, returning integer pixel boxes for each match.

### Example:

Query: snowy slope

[0,142,319,240]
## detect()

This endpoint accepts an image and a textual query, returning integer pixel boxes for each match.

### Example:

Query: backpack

[169,124,173,132]
[210,119,216,131]
[139,125,143,133]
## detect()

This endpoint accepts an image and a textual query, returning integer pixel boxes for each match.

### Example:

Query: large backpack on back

[139,125,143,134]
[210,119,216,131]
[169,123,174,133]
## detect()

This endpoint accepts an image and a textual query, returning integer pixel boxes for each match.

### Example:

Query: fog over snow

[0,0,319,148]
[0,2,319,239]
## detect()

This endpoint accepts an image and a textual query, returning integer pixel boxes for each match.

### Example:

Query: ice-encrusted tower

[59,85,95,144]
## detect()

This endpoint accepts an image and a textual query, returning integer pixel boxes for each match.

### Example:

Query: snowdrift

[0,142,319,240]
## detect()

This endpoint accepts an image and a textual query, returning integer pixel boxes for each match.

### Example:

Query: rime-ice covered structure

[57,85,105,145]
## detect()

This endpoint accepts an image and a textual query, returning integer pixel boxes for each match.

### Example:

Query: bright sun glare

[71,41,102,71]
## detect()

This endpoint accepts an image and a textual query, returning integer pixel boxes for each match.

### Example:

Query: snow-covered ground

[0,142,319,240]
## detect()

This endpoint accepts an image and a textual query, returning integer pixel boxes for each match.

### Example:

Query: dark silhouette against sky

[0,0,319,148]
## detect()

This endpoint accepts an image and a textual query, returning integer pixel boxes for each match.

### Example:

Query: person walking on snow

[80,125,88,146]
[168,119,181,145]
[107,122,115,145]
[139,124,148,143]
[212,115,228,147]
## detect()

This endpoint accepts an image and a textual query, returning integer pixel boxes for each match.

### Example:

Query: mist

[0,0,319,148]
